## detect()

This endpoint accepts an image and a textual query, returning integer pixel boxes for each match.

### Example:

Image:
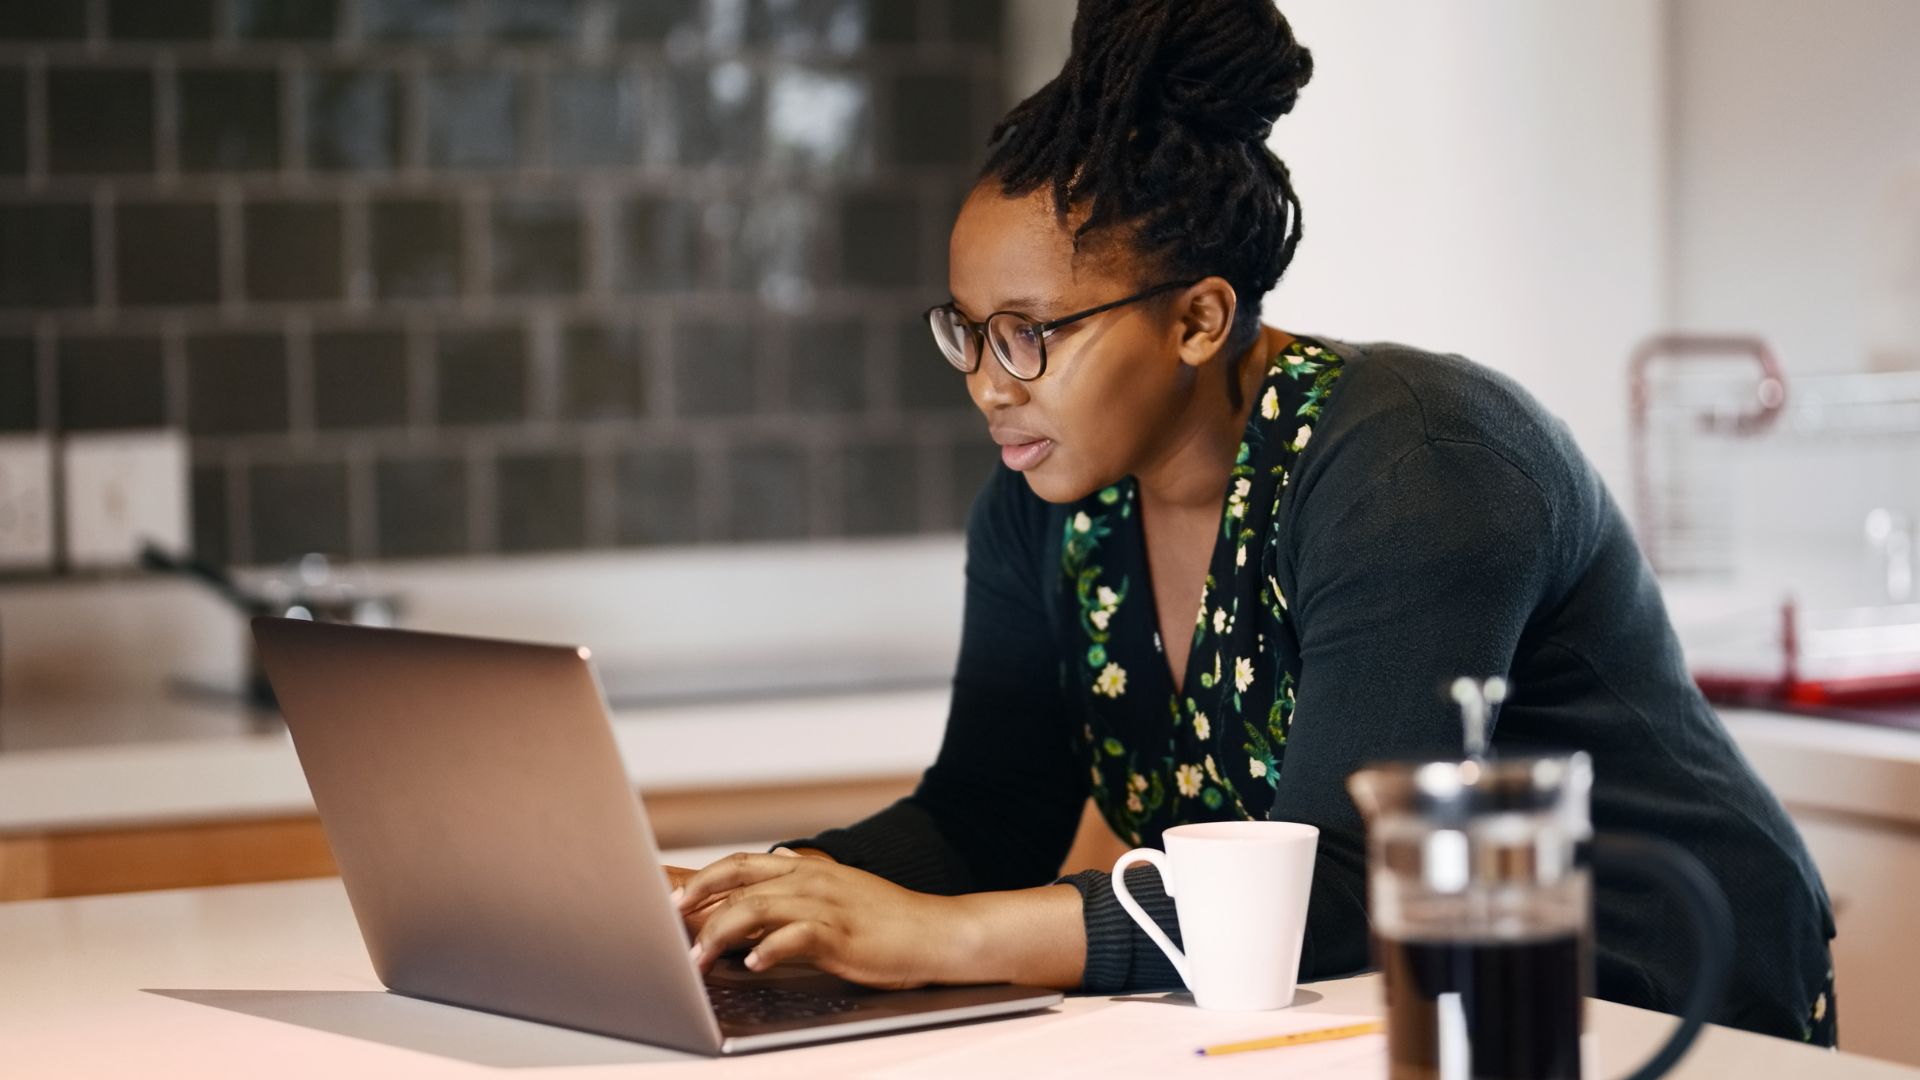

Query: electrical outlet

[0,435,56,570]
[63,430,189,569]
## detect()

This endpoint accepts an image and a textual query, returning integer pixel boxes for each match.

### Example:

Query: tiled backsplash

[0,0,1001,571]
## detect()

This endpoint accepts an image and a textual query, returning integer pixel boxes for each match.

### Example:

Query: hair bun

[1138,1,1315,143]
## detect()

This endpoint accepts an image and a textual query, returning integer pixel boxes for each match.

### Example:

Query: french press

[1346,678,1734,1080]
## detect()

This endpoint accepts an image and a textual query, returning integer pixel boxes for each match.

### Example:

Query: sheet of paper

[868,1002,1387,1079]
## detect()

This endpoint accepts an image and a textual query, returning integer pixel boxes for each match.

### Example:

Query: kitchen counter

[7,861,1915,1079]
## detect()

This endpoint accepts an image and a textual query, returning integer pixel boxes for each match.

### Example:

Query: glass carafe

[1347,753,1733,1080]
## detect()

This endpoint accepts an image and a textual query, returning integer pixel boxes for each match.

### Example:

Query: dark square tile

[561,321,644,420]
[931,0,1000,45]
[57,335,167,431]
[190,463,230,565]
[613,445,699,546]
[617,196,704,292]
[788,316,865,412]
[235,0,339,39]
[724,439,809,541]
[422,70,518,169]
[945,431,1000,529]
[495,450,584,553]
[867,0,918,43]
[661,63,761,166]
[186,332,289,435]
[837,189,921,287]
[546,69,647,168]
[248,460,350,564]
[363,0,464,39]
[306,70,402,171]
[312,329,408,428]
[179,68,281,172]
[0,337,36,430]
[0,203,93,308]
[435,327,525,425]
[117,202,221,307]
[843,436,920,536]
[0,5,88,38]
[895,313,970,411]
[884,69,979,167]
[107,0,215,39]
[491,197,581,296]
[0,69,24,175]
[610,0,699,41]
[670,317,753,416]
[375,455,467,558]
[244,201,343,302]
[487,0,578,40]
[48,68,155,175]
[369,197,464,298]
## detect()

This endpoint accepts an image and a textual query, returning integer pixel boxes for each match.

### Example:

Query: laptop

[251,616,1063,1055]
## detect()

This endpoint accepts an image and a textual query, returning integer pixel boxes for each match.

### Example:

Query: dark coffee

[1377,932,1587,1080]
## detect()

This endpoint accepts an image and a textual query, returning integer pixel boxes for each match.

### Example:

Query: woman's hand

[674,852,973,990]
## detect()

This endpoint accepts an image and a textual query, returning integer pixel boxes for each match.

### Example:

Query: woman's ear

[1175,276,1239,367]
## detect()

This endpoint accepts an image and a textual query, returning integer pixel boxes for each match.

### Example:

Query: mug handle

[1589,833,1736,1080]
[1111,848,1193,988]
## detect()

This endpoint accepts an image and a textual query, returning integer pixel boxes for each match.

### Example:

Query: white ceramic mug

[1111,820,1320,1010]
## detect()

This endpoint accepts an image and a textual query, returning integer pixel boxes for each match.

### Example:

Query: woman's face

[946,183,1221,504]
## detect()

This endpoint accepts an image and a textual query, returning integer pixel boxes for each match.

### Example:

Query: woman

[672,0,1837,1045]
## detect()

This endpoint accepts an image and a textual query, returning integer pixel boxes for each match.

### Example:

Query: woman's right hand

[664,848,835,935]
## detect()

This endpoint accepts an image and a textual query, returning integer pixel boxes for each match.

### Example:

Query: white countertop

[5,853,1913,1079]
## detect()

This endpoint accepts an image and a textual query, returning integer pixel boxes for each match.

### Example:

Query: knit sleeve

[780,464,1089,896]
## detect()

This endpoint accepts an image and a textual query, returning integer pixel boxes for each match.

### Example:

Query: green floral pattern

[1065,337,1345,846]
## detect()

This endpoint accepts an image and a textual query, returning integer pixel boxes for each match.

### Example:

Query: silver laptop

[251,616,1062,1055]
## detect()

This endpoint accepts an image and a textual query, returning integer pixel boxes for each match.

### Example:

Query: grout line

[83,0,108,49]
[526,305,560,425]
[462,184,490,306]
[581,428,616,547]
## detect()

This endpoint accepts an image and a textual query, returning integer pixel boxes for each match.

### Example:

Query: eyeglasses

[924,280,1198,382]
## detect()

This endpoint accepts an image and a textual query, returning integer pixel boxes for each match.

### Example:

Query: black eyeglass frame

[925,279,1199,382]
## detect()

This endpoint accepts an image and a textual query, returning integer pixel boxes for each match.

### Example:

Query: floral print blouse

[1062,335,1344,846]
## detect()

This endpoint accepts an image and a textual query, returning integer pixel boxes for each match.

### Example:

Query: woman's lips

[1000,437,1055,471]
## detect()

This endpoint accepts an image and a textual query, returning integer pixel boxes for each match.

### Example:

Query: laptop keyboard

[706,983,864,1026]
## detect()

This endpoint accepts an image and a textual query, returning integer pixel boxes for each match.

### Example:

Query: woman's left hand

[674,851,971,990]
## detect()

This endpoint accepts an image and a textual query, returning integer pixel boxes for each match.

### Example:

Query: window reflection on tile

[306,70,402,172]
[492,197,584,296]
[363,0,464,40]
[423,70,519,169]
[766,66,871,176]
[619,195,706,291]
[754,0,865,56]
[547,69,649,168]
[487,0,578,41]
[726,192,821,314]
[658,62,762,166]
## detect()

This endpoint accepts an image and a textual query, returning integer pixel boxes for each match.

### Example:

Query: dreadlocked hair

[981,0,1312,406]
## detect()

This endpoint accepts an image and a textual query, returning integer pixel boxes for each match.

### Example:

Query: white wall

[1671,0,1920,375]
[1003,1,1673,497]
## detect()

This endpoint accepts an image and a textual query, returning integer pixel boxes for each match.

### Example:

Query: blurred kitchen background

[2,0,1920,1062]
